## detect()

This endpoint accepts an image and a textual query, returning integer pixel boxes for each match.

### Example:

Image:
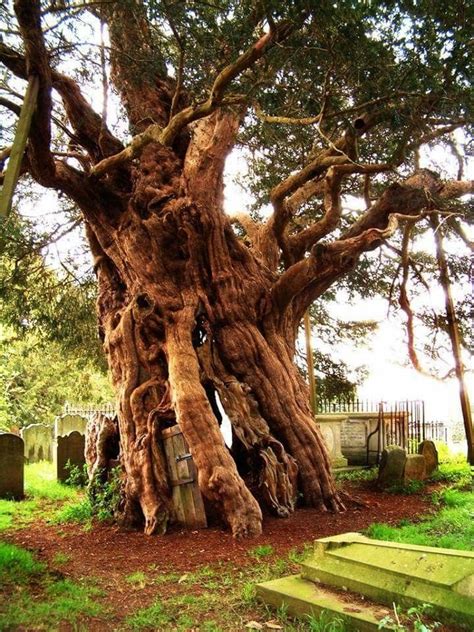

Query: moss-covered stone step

[301,533,474,627]
[256,574,395,631]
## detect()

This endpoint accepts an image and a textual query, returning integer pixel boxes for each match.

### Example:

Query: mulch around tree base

[6,485,434,580]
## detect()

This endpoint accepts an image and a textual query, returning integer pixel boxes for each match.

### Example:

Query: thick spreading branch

[271,169,473,323]
[91,19,299,177]
[13,0,55,182]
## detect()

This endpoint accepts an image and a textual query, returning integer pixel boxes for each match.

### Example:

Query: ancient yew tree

[1,1,472,534]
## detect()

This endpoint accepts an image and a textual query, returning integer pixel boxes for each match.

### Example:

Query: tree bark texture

[4,0,472,536]
[83,112,341,537]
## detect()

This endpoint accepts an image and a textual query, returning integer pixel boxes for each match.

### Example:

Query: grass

[0,543,108,630]
[24,461,79,501]
[0,462,82,532]
[334,467,378,483]
[367,487,474,550]
[0,541,45,585]
[248,544,274,559]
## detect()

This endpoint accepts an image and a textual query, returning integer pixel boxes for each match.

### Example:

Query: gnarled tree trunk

[5,0,472,537]
[84,111,341,537]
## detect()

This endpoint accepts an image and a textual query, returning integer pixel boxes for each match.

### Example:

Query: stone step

[301,533,474,627]
[256,574,396,631]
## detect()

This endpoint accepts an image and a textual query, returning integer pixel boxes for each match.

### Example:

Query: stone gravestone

[377,445,407,488]
[56,431,86,483]
[0,433,24,499]
[54,414,88,438]
[404,454,426,482]
[21,423,53,463]
[418,440,438,477]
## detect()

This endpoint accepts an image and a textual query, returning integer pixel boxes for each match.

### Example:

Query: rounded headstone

[418,440,438,476]
[56,431,86,482]
[377,445,407,488]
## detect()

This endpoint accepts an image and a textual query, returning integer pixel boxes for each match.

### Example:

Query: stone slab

[256,575,395,631]
[418,440,438,476]
[302,533,474,627]
[55,431,86,482]
[54,414,88,438]
[0,433,24,499]
[21,423,53,463]
[404,454,426,481]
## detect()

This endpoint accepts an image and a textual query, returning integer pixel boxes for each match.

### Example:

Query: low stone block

[418,440,438,476]
[404,454,426,481]
[377,445,406,488]
[0,433,24,499]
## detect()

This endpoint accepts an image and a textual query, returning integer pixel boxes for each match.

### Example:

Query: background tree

[0,210,113,430]
[0,0,472,536]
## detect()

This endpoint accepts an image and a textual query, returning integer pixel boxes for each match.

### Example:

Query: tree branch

[14,0,55,183]
[90,18,300,177]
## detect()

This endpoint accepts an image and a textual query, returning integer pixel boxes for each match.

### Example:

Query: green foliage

[0,463,81,532]
[52,498,93,527]
[24,461,78,501]
[0,540,106,630]
[0,326,113,431]
[88,466,122,522]
[430,461,472,488]
[0,577,106,630]
[125,571,148,588]
[378,603,441,632]
[334,467,378,483]
[386,479,425,495]
[64,461,89,488]
[306,611,347,632]
[0,212,112,432]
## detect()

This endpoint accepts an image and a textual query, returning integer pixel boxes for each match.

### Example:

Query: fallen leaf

[245,622,263,630]
[265,621,283,629]
[178,574,188,584]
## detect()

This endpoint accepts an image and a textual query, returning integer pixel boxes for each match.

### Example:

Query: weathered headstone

[56,431,86,482]
[54,413,88,438]
[21,423,53,463]
[377,445,407,488]
[418,440,438,476]
[0,433,24,499]
[404,454,426,481]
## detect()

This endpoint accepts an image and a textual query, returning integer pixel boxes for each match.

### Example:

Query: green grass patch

[52,497,93,526]
[367,488,474,550]
[430,460,472,488]
[0,541,45,585]
[248,544,274,559]
[0,543,107,631]
[124,600,172,630]
[334,467,378,483]
[0,578,106,630]
[125,571,148,588]
[25,462,79,501]
[52,551,71,565]
[0,462,82,533]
